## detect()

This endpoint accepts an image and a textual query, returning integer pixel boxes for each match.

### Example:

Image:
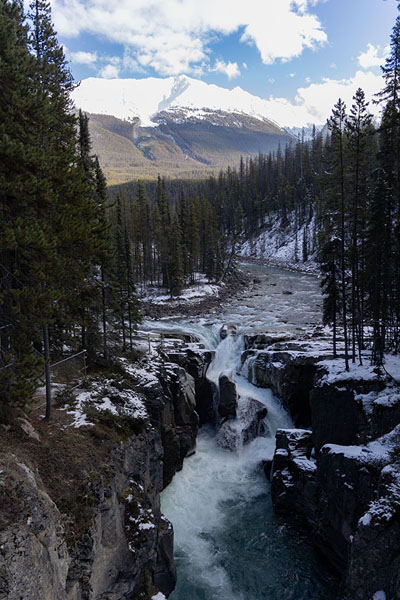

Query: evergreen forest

[1,0,400,415]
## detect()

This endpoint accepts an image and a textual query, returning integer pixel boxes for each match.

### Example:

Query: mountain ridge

[72,74,285,128]
[72,76,294,183]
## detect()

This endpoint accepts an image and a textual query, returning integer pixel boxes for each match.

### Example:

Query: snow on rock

[324,424,400,466]
[358,462,400,529]
[315,353,400,390]
[118,357,160,387]
[152,593,167,600]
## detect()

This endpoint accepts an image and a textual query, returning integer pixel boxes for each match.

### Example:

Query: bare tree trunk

[43,324,52,420]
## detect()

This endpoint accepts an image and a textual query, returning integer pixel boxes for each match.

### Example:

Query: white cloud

[69,50,98,66]
[51,0,327,76]
[264,69,384,127]
[212,60,241,79]
[99,64,120,79]
[358,43,390,69]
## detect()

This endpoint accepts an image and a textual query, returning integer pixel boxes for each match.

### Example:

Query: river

[149,264,339,600]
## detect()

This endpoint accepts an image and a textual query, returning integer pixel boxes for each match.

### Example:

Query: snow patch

[373,591,386,600]
[61,378,148,428]
[240,214,318,272]
[141,275,222,305]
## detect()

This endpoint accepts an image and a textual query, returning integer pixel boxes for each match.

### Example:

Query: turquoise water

[162,427,338,600]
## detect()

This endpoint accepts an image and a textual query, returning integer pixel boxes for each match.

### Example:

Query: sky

[48,0,399,127]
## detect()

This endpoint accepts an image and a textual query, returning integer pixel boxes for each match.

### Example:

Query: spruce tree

[327,99,349,371]
[0,0,44,406]
[345,88,374,363]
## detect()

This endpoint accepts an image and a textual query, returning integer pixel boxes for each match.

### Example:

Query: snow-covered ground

[60,378,148,428]
[140,275,223,305]
[240,215,319,274]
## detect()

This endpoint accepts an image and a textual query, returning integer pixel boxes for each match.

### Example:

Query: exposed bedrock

[271,429,318,527]
[218,371,238,418]
[0,339,211,600]
[0,427,175,600]
[310,372,389,452]
[243,345,320,427]
[166,345,215,425]
[266,340,400,600]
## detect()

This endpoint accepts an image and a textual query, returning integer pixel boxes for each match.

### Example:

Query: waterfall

[157,263,337,599]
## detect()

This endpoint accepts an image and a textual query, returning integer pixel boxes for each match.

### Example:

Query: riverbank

[140,268,252,319]
[239,254,319,276]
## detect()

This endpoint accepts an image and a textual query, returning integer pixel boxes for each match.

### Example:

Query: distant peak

[71,75,288,130]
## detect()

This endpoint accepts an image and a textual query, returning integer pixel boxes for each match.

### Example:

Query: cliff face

[0,337,213,600]
[245,336,400,600]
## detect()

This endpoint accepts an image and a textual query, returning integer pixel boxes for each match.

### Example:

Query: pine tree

[0,0,45,407]
[345,88,374,363]
[167,212,184,296]
[320,238,342,357]
[327,98,349,371]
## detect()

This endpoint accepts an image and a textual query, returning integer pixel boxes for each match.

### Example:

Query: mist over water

[154,265,338,599]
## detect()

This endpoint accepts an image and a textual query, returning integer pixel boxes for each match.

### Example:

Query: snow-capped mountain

[72,75,283,128]
[72,75,294,184]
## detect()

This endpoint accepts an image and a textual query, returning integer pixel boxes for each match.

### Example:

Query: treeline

[0,0,141,411]
[109,179,230,297]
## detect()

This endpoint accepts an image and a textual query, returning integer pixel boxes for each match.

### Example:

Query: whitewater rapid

[153,264,338,599]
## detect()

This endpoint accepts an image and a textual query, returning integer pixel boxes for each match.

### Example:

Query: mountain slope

[73,75,285,128]
[72,76,293,183]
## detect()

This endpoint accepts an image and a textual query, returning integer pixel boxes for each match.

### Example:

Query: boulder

[218,371,238,418]
[217,397,268,451]
[219,323,237,340]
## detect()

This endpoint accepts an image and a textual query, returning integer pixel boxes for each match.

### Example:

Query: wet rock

[271,429,318,526]
[242,399,268,445]
[219,323,237,340]
[167,346,215,425]
[217,397,267,451]
[134,361,199,487]
[263,459,273,480]
[218,371,238,418]
[248,349,319,428]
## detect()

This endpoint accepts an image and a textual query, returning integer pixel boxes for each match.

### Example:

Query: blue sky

[49,0,399,126]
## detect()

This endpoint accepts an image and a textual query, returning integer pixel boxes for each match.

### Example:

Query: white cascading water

[155,264,338,599]
[162,325,294,600]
